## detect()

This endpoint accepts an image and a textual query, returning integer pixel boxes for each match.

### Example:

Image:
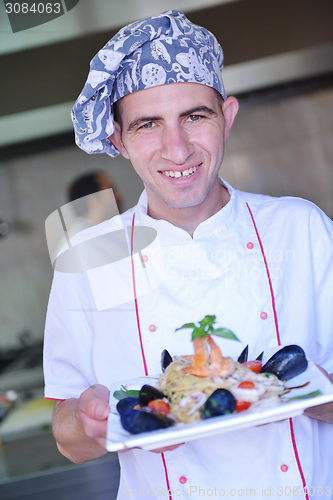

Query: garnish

[235,400,251,412]
[238,381,255,390]
[286,390,322,401]
[176,315,240,341]
[113,385,140,401]
[243,360,262,373]
[147,399,171,416]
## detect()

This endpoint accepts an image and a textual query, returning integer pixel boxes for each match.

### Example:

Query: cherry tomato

[243,360,262,373]
[147,399,170,416]
[235,400,251,412]
[238,381,256,389]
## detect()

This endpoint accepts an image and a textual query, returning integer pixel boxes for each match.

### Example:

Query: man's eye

[142,122,154,129]
[188,115,201,122]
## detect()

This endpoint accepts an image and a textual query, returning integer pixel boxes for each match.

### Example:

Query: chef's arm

[303,368,333,423]
[52,384,110,463]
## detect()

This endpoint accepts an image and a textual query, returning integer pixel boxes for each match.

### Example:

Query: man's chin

[145,184,210,212]
[163,194,208,210]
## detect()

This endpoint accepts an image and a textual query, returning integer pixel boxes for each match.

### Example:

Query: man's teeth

[163,166,198,178]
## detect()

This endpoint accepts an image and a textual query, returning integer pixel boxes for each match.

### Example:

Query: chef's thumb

[95,402,109,419]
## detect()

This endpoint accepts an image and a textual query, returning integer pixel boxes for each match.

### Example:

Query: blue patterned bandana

[71,10,226,157]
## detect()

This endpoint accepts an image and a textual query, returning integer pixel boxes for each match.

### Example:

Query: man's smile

[109,82,238,216]
[160,165,199,178]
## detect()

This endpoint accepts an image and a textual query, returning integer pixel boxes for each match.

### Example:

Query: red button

[149,324,156,332]
[247,242,254,249]
[280,464,288,472]
[260,312,268,320]
[179,476,187,484]
[142,255,148,262]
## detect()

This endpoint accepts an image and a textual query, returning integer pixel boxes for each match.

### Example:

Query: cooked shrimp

[184,335,235,378]
[193,337,209,368]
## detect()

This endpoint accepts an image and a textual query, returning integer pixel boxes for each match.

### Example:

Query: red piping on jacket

[245,202,281,346]
[289,419,309,499]
[161,453,173,500]
[131,213,148,376]
[131,214,173,500]
[246,202,309,500]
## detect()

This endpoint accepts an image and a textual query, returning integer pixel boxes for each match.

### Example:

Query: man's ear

[222,97,239,141]
[108,122,130,160]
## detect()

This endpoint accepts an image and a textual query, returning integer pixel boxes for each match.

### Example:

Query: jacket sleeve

[43,267,98,400]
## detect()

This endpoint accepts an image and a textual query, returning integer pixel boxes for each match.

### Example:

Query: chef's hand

[76,384,110,449]
[303,365,333,423]
[315,364,332,382]
[76,387,182,457]
[53,384,110,463]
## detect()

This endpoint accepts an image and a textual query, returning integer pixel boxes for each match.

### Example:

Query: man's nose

[160,125,194,164]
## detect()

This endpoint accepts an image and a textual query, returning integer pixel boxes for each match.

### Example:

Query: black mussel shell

[260,345,308,380]
[121,409,175,434]
[116,397,140,415]
[237,345,249,363]
[161,349,173,372]
[256,351,264,361]
[201,389,236,419]
[139,385,166,407]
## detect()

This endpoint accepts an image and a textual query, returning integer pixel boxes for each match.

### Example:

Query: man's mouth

[161,165,199,178]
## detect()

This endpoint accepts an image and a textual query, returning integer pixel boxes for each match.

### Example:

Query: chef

[44,11,333,500]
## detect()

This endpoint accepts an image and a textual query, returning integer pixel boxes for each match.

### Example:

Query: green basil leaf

[199,315,216,329]
[191,327,208,340]
[113,385,140,401]
[287,390,322,401]
[212,328,240,341]
[175,322,196,331]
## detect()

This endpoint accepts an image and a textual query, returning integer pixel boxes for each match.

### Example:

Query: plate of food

[106,316,333,452]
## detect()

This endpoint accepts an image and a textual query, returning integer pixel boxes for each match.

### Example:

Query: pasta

[157,356,286,423]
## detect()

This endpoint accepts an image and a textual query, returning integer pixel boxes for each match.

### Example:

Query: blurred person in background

[67,171,122,236]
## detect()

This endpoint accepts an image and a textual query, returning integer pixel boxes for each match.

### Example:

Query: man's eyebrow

[127,116,162,132]
[180,105,217,117]
[126,106,217,132]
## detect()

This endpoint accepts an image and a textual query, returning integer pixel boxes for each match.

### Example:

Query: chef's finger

[78,410,108,445]
[78,384,110,420]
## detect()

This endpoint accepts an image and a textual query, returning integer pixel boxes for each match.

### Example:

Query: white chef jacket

[44,180,333,500]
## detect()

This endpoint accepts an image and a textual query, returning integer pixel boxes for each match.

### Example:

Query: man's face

[110,83,237,216]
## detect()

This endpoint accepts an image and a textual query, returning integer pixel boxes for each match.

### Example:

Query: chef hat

[71,10,226,157]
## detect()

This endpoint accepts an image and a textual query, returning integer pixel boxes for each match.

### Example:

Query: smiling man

[111,82,237,233]
[44,10,333,500]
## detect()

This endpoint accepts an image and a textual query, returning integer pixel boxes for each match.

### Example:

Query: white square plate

[107,357,333,452]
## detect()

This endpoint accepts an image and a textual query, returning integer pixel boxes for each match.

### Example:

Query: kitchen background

[0,0,332,497]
